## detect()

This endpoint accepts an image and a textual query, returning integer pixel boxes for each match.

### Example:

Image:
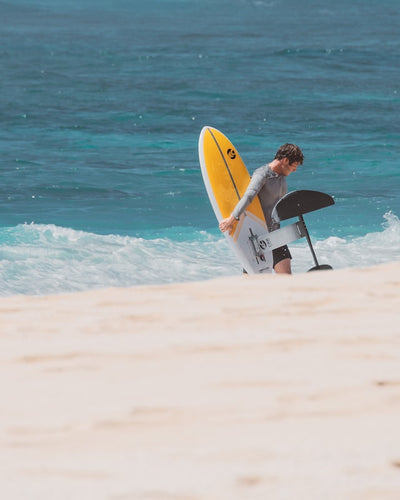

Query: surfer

[219,143,304,274]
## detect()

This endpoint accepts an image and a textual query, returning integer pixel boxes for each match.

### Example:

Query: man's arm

[219,168,265,234]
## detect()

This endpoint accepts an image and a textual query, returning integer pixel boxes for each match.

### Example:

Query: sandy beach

[1,261,399,500]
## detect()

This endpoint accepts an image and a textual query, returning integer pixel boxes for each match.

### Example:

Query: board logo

[259,239,271,249]
[227,148,236,159]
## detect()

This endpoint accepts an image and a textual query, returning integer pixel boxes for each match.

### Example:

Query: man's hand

[219,215,237,235]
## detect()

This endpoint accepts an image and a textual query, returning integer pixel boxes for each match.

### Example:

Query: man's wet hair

[275,144,304,165]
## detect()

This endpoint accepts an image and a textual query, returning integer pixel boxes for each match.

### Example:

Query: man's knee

[274,258,292,274]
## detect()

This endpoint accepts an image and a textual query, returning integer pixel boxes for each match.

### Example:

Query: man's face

[281,158,300,176]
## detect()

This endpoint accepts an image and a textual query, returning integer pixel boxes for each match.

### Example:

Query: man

[219,143,304,274]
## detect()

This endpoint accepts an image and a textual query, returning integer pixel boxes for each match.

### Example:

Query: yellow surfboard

[199,126,273,273]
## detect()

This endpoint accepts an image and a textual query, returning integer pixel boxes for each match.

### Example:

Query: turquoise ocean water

[1,0,399,295]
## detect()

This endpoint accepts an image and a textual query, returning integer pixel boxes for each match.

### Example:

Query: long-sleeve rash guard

[231,165,287,230]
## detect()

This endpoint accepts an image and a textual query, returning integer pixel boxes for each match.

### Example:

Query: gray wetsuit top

[231,165,287,230]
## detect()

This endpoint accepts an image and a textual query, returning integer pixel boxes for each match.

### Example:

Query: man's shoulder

[253,164,274,178]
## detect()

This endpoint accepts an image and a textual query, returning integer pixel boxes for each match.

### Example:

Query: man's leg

[272,246,292,274]
[274,257,291,274]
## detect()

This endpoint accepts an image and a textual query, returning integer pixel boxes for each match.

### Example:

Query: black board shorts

[273,245,292,268]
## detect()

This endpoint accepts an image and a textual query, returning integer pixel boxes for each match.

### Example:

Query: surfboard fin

[271,190,335,222]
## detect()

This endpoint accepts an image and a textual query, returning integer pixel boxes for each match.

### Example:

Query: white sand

[1,261,399,499]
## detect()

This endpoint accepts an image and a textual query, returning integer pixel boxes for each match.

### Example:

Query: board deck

[199,126,273,273]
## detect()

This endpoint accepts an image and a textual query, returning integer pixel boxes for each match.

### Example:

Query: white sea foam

[291,211,400,272]
[0,212,398,296]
